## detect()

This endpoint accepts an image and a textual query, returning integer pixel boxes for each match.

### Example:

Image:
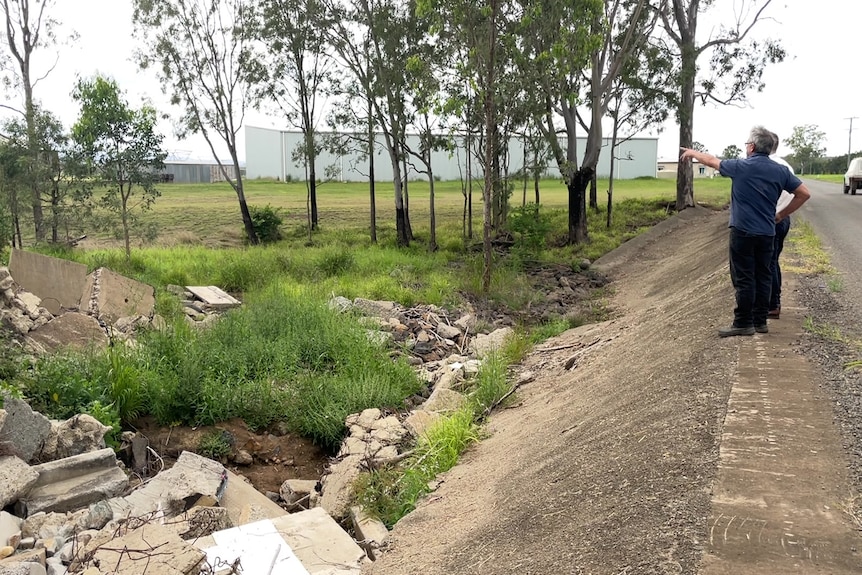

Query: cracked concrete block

[0,396,51,463]
[18,449,128,516]
[81,268,154,325]
[7,250,88,316]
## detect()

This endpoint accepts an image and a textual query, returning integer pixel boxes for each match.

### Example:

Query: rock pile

[0,268,54,338]
[331,296,480,364]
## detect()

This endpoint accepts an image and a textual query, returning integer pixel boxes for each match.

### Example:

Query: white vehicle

[844,157,862,195]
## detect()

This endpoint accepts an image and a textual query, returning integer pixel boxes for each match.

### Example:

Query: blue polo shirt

[719,153,803,236]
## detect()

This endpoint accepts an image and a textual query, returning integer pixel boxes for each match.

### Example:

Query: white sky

[6,0,860,163]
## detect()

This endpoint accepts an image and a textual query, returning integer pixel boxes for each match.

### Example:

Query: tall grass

[12,285,422,452]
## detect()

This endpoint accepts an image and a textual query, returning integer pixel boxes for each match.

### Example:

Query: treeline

[3,0,787,290]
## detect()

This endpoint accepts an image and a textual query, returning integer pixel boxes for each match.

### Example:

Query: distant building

[245,126,659,182]
[160,158,246,184]
[656,158,718,179]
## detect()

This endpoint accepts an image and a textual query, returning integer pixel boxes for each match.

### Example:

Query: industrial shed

[160,158,246,184]
[244,125,658,183]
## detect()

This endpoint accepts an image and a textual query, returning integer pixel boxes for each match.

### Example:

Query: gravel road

[793,177,862,505]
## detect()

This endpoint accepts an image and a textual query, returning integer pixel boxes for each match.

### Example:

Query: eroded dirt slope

[364,207,744,575]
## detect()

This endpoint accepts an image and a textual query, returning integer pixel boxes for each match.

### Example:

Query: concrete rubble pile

[0,397,367,574]
[0,250,240,356]
[0,248,536,572]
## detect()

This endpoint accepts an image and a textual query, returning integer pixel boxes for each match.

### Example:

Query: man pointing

[680,126,811,337]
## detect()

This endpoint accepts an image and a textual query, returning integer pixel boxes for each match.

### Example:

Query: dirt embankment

[364,206,743,575]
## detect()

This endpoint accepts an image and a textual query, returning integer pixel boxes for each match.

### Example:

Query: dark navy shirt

[719,153,803,236]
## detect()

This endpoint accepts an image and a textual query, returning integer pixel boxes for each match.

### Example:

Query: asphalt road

[795,178,862,316]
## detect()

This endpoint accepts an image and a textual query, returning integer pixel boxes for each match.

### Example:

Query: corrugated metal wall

[245,125,659,182]
[160,163,240,184]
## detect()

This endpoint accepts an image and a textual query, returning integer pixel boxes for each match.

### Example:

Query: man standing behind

[768,131,794,319]
[680,126,811,337]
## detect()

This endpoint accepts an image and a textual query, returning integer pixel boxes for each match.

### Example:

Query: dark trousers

[729,228,774,328]
[769,217,791,311]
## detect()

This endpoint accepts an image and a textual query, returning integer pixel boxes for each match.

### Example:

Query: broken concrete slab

[423,387,468,413]
[0,548,45,570]
[0,563,46,575]
[469,326,514,358]
[0,396,51,464]
[81,268,154,325]
[200,518,311,574]
[196,508,365,575]
[39,415,111,461]
[349,506,389,560]
[17,448,128,516]
[218,470,286,527]
[25,313,108,353]
[83,522,205,575]
[185,286,241,310]
[401,410,441,437]
[319,455,363,520]
[7,251,88,316]
[109,451,226,521]
[0,512,22,549]
[279,479,319,512]
[271,508,365,574]
[0,457,38,510]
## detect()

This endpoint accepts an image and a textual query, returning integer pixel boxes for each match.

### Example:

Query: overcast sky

[8,0,860,164]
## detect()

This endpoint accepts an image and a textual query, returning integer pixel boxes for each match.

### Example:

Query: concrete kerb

[702,273,862,573]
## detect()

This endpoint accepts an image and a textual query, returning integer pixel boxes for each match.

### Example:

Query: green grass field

[139,176,732,247]
[807,174,844,184]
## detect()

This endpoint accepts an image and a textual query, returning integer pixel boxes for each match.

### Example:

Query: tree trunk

[368,99,377,243]
[467,131,473,240]
[534,170,540,205]
[482,0,498,294]
[235,174,258,245]
[391,152,409,247]
[676,41,697,210]
[590,172,598,211]
[308,144,318,231]
[533,145,540,205]
[121,186,131,260]
[23,71,44,242]
[522,136,528,206]
[402,154,413,240]
[568,167,592,244]
[608,114,620,228]
[51,179,60,243]
[428,157,437,252]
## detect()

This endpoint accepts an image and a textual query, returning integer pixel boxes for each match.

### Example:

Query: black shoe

[755,324,768,333]
[767,308,780,319]
[719,325,756,338]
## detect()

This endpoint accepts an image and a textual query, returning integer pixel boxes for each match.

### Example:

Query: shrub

[248,204,284,243]
[198,429,233,459]
[509,203,552,254]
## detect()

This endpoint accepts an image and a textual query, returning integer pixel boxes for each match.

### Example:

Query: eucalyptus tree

[322,4,379,243]
[257,0,334,231]
[417,0,512,291]
[604,24,674,226]
[518,0,657,244]
[327,0,423,247]
[403,37,451,253]
[0,107,91,245]
[71,76,166,260]
[720,144,741,159]
[132,0,264,244]
[511,0,603,244]
[0,127,26,247]
[0,0,66,241]
[785,124,826,175]
[660,0,784,209]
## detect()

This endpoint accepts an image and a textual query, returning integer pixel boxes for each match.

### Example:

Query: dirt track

[362,206,862,574]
